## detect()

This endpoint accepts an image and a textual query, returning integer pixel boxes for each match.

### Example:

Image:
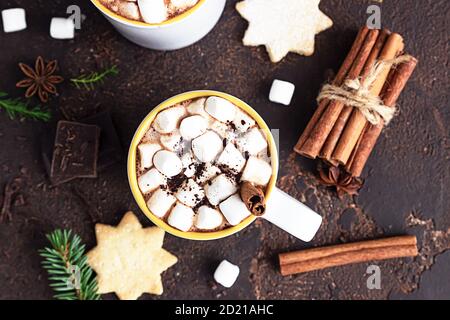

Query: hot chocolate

[136,96,273,232]
[100,0,200,24]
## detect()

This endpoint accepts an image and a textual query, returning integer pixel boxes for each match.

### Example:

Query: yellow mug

[128,90,322,241]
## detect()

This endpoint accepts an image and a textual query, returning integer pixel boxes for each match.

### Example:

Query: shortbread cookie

[236,0,333,62]
[87,212,178,300]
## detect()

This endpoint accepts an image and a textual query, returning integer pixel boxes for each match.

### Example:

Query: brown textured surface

[0,0,448,300]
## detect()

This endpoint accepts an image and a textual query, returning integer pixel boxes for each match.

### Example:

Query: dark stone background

[0,0,448,300]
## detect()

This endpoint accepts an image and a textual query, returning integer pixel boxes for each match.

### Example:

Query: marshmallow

[1,8,26,33]
[153,105,185,134]
[179,115,207,140]
[186,98,212,121]
[147,188,176,218]
[50,18,75,40]
[153,150,182,177]
[138,0,168,24]
[205,97,236,123]
[138,143,162,170]
[138,168,166,194]
[217,143,246,172]
[116,1,141,21]
[210,121,229,139]
[232,108,256,133]
[241,157,272,186]
[214,260,240,288]
[181,152,198,178]
[191,131,223,163]
[195,206,223,230]
[195,163,221,184]
[175,179,204,207]
[205,174,237,206]
[168,202,195,232]
[236,128,268,156]
[219,194,251,226]
[269,79,296,106]
[160,131,182,152]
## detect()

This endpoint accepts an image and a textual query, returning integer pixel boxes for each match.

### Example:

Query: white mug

[90,0,227,50]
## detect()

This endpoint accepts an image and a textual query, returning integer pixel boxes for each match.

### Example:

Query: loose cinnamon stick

[279,235,418,276]
[294,27,371,158]
[319,29,390,162]
[332,33,405,165]
[346,56,418,176]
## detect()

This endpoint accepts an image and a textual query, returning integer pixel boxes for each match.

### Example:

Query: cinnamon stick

[293,26,371,157]
[319,29,390,162]
[332,33,405,165]
[346,56,418,176]
[279,235,418,276]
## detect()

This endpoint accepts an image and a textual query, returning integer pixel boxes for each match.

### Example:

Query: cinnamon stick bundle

[294,26,417,178]
[279,235,418,276]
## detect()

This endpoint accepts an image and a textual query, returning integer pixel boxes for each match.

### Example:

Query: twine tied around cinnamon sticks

[317,55,414,126]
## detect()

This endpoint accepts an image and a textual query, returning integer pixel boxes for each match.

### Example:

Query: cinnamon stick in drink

[332,33,405,165]
[293,26,371,158]
[279,235,418,276]
[346,56,418,176]
[319,29,391,162]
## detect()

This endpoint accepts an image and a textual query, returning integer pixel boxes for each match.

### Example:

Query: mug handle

[261,187,323,242]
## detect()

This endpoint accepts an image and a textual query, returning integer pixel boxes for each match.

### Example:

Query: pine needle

[70,65,119,91]
[39,229,101,300]
[0,91,51,122]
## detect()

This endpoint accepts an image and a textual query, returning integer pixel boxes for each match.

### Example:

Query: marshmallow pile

[137,96,273,233]
[100,0,199,24]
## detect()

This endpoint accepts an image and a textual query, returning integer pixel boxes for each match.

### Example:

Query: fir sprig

[70,65,119,90]
[0,91,51,121]
[39,229,101,300]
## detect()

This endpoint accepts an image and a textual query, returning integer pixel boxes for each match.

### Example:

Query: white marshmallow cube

[138,0,168,24]
[2,8,26,33]
[50,18,75,40]
[205,97,236,123]
[154,105,185,134]
[195,163,221,184]
[241,157,272,186]
[214,260,240,288]
[205,174,237,206]
[138,168,166,194]
[232,108,256,133]
[269,79,295,106]
[168,202,195,232]
[236,128,268,156]
[160,131,182,152]
[217,143,246,172]
[147,189,176,218]
[191,131,223,163]
[187,98,212,121]
[153,150,182,177]
[195,206,223,230]
[179,115,207,140]
[138,143,162,170]
[175,179,204,207]
[219,194,251,226]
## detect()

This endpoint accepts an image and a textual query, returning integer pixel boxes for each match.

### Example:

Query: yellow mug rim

[91,0,207,27]
[127,90,279,241]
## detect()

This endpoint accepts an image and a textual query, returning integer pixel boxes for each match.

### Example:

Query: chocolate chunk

[82,111,123,171]
[49,121,100,185]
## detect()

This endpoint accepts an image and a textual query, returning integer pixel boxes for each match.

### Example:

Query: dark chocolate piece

[50,121,100,185]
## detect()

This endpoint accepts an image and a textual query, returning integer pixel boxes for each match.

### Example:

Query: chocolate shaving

[240,181,266,216]
[0,177,23,223]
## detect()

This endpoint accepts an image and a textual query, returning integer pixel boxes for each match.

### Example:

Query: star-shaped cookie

[236,0,333,63]
[87,212,177,300]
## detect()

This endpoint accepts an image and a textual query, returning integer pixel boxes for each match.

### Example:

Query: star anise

[318,165,363,199]
[16,56,64,103]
